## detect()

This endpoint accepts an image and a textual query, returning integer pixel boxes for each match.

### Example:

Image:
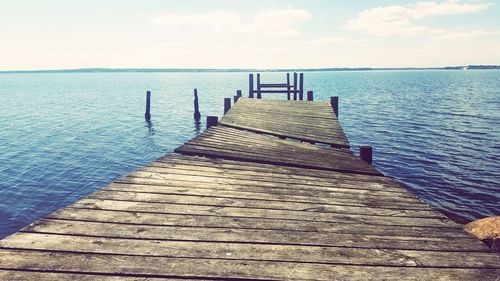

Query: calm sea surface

[0,71,499,238]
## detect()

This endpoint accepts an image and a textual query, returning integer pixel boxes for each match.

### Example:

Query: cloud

[244,8,312,37]
[345,0,491,37]
[305,36,348,46]
[150,10,240,31]
[436,29,498,39]
[151,8,311,37]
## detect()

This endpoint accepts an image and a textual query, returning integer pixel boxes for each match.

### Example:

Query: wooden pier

[0,95,498,280]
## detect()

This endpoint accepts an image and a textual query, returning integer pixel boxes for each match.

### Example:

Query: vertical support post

[234,95,239,103]
[331,96,339,117]
[286,73,291,100]
[256,73,262,99]
[293,72,298,100]
[236,90,242,97]
[145,90,151,120]
[193,89,201,120]
[249,74,254,98]
[206,116,218,129]
[224,97,231,114]
[307,90,313,101]
[360,145,373,165]
[299,73,304,100]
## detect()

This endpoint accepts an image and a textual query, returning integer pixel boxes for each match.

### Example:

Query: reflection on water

[145,119,155,136]
[194,118,201,135]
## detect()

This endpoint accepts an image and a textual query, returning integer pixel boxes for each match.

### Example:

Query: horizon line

[1,65,499,73]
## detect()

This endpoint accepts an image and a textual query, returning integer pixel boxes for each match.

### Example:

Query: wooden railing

[249,72,305,100]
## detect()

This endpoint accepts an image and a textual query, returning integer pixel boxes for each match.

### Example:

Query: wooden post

[360,145,373,165]
[331,96,339,117]
[256,73,262,99]
[145,91,151,120]
[249,74,254,98]
[293,72,298,100]
[299,73,304,100]
[224,97,231,114]
[193,89,201,120]
[307,90,313,101]
[206,116,218,129]
[286,73,291,100]
[234,90,241,103]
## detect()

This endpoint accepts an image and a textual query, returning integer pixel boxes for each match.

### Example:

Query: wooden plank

[253,90,300,93]
[127,166,416,196]
[185,135,348,156]
[223,103,340,121]
[0,270,199,281]
[219,118,344,137]
[22,219,489,252]
[175,144,379,176]
[156,154,396,184]
[118,173,412,199]
[200,127,348,150]
[222,110,343,126]
[48,206,475,239]
[204,125,346,144]
[219,121,348,147]
[135,159,411,189]
[2,233,499,268]
[230,99,334,110]
[220,116,344,133]
[175,127,381,176]
[259,83,289,87]
[106,180,438,213]
[1,249,499,281]
[111,179,432,209]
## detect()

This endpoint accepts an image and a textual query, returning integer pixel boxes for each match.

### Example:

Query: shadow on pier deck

[0,97,498,280]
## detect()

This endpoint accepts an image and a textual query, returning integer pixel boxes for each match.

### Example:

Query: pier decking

[1,98,498,280]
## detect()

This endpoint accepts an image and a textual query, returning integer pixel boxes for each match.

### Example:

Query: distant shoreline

[0,65,499,73]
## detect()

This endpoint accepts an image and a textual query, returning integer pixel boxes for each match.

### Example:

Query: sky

[1,0,499,70]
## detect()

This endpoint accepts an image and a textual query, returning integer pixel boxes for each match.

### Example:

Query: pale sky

[1,0,499,70]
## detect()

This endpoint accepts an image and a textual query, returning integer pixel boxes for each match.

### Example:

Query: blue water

[0,71,499,238]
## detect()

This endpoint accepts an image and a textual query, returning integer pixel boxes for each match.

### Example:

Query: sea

[0,70,499,239]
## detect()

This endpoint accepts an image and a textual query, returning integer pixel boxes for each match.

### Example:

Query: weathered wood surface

[175,126,379,176]
[0,155,498,280]
[219,98,349,147]
[1,98,498,281]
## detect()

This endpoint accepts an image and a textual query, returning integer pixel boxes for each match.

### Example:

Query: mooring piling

[256,73,262,99]
[293,72,298,100]
[331,96,339,117]
[224,98,231,114]
[307,90,314,101]
[145,90,151,120]
[193,89,201,120]
[360,145,373,165]
[299,73,304,100]
[249,74,254,98]
[206,116,218,129]
[286,73,291,100]
[234,90,241,103]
